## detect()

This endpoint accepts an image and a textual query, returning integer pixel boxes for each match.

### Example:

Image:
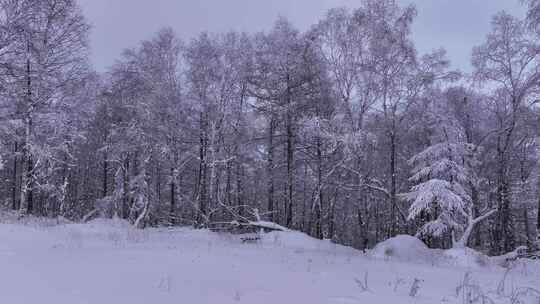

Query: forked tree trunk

[454,209,498,249]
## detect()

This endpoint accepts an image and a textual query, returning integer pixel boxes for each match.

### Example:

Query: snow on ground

[0,215,539,304]
[371,234,434,262]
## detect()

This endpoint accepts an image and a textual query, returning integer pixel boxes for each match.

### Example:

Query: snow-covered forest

[2,0,540,254]
[1,1,540,301]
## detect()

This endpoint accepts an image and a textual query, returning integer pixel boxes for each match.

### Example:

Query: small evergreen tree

[405,111,497,248]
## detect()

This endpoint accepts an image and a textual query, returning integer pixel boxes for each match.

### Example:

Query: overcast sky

[78,0,526,73]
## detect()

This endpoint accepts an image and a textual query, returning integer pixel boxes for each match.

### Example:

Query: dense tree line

[0,0,538,255]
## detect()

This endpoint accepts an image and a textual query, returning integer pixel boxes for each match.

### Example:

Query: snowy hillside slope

[0,217,539,304]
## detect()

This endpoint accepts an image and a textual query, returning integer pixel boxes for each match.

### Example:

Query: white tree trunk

[19,112,32,215]
[454,208,498,248]
[454,223,475,249]
[134,201,149,229]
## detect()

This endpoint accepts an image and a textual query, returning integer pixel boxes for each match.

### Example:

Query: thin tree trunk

[286,109,294,228]
[235,84,246,217]
[236,163,244,217]
[226,161,232,206]
[360,191,370,251]
[329,197,336,240]
[58,154,70,217]
[494,147,514,254]
[267,115,275,222]
[170,167,176,225]
[524,208,532,249]
[358,207,365,250]
[12,142,18,210]
[536,196,540,249]
[122,157,129,219]
[301,163,307,233]
[197,111,209,225]
[102,152,108,198]
[375,200,381,243]
[19,40,33,216]
[156,161,161,207]
[315,136,323,239]
[389,129,397,237]
[472,189,482,248]
[285,74,294,228]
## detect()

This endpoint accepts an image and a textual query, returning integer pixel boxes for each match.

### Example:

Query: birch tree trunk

[19,41,33,216]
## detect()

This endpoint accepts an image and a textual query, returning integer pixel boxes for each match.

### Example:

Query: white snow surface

[1,216,539,304]
[370,235,493,268]
[371,235,434,262]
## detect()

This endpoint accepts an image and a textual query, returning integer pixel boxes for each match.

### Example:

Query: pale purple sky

[78,0,525,73]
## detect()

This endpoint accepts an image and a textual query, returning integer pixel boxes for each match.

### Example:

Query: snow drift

[371,235,435,262]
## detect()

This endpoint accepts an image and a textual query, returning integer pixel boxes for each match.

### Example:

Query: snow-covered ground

[1,216,539,304]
